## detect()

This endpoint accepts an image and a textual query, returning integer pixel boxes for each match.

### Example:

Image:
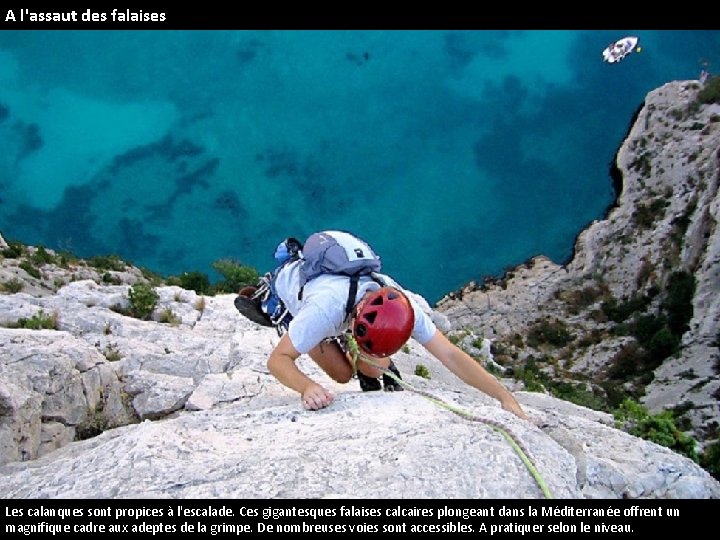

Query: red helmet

[353,287,414,358]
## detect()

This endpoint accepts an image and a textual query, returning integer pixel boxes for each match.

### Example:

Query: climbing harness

[345,335,553,499]
[252,272,293,336]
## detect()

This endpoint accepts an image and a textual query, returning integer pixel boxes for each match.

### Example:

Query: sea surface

[1,30,718,302]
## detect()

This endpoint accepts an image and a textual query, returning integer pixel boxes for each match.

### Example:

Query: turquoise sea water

[1,30,718,302]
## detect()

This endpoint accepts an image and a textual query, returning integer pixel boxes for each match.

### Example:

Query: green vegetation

[414,364,431,379]
[13,310,58,330]
[604,342,648,403]
[88,255,127,272]
[139,267,164,286]
[211,259,259,293]
[558,284,606,314]
[613,398,698,462]
[697,75,720,105]
[18,261,41,279]
[635,259,654,288]
[59,373,695,471]
[526,318,574,348]
[165,260,257,295]
[512,357,607,410]
[662,271,696,336]
[102,343,123,362]
[511,358,548,394]
[550,381,606,411]
[601,271,695,401]
[75,398,109,441]
[101,272,121,285]
[700,440,720,480]
[2,237,264,303]
[167,271,211,294]
[1,241,26,259]
[632,197,667,229]
[668,107,685,121]
[127,282,159,320]
[629,152,652,178]
[0,278,23,293]
[30,246,57,266]
[158,308,181,326]
[602,293,654,323]
[56,250,80,268]
[482,361,503,377]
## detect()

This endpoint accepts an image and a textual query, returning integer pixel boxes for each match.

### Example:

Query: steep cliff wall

[438,79,720,448]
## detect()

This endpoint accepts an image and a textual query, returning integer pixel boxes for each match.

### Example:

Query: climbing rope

[346,335,553,499]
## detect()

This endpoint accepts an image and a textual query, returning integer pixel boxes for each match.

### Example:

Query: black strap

[345,275,359,322]
[346,273,388,321]
[300,272,385,321]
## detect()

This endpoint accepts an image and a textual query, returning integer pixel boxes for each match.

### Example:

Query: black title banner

[3,499,716,537]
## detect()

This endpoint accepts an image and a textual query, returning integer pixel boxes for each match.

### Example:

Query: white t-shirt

[273,260,437,354]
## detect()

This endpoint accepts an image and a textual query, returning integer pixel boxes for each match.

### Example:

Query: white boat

[602,36,639,63]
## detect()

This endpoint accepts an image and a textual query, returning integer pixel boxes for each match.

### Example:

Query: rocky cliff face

[1,80,719,499]
[437,80,720,451]
[0,279,718,499]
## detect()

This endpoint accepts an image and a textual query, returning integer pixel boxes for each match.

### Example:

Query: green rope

[346,335,553,499]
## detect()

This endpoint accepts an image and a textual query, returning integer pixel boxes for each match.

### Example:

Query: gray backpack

[298,231,384,320]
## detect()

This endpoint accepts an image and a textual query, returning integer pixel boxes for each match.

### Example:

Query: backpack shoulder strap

[344,273,387,322]
[345,275,359,321]
[370,272,387,287]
